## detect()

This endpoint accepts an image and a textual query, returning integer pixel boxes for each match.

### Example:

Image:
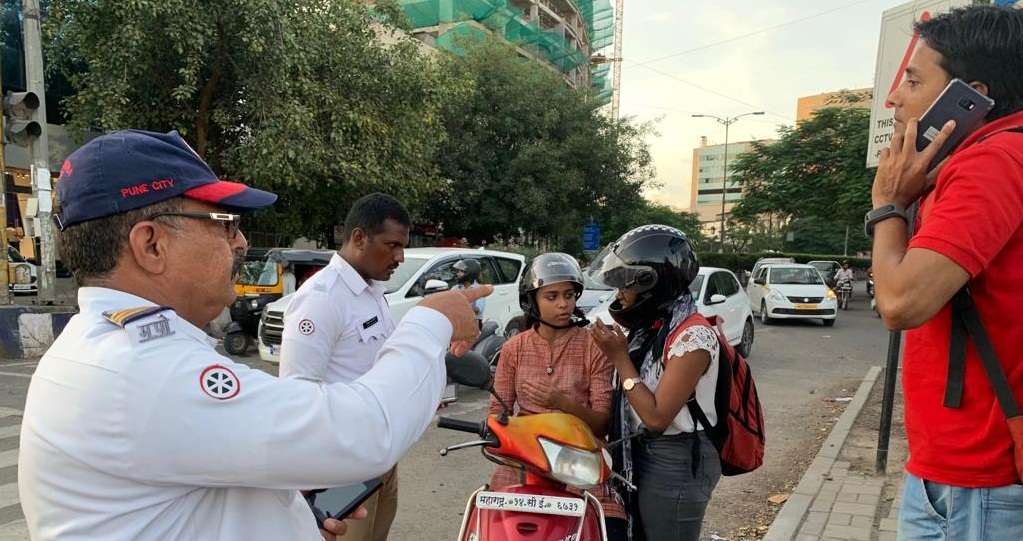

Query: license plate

[475,491,585,517]
[13,284,30,290]
[795,304,818,310]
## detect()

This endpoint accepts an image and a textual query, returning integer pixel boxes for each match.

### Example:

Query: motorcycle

[837,279,853,310]
[440,353,622,541]
[443,319,505,375]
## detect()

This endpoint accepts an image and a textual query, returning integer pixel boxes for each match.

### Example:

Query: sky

[616,0,918,210]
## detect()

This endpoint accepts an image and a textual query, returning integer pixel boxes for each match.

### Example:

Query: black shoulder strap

[944,287,1021,418]
[976,125,1023,145]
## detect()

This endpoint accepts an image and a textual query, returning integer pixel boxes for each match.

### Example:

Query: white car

[257,248,526,364]
[746,263,837,326]
[587,267,755,357]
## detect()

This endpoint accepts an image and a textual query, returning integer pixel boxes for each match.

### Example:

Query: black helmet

[597,224,699,329]
[519,253,585,325]
[453,259,481,283]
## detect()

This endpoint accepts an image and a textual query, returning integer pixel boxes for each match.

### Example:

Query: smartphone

[305,478,383,529]
[915,78,994,172]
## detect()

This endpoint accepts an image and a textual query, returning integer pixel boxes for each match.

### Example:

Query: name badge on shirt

[362,316,379,329]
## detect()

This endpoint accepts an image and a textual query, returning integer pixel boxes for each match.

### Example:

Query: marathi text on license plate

[475,491,585,517]
[795,304,818,310]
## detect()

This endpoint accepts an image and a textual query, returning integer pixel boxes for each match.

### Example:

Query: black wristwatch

[864,204,908,237]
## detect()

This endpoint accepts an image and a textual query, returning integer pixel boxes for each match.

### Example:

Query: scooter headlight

[250,299,260,310]
[538,438,602,488]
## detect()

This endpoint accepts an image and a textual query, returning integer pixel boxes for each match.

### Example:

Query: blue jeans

[632,431,721,541]
[899,472,1023,540]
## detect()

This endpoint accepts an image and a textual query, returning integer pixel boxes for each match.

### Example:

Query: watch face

[623,378,635,391]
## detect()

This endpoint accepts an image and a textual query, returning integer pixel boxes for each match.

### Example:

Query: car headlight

[538,438,602,488]
[767,289,785,302]
[826,289,837,299]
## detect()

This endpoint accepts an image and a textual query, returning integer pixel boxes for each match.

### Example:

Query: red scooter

[441,353,623,541]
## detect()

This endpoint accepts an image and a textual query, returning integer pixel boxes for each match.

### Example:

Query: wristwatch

[622,377,643,391]
[864,204,908,237]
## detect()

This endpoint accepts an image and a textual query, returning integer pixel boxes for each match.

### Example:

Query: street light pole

[693,111,764,252]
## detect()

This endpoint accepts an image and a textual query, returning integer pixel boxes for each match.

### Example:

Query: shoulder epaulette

[102,306,174,327]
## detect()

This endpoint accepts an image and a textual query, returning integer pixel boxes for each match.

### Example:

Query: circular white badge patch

[200,365,241,400]
[298,319,316,335]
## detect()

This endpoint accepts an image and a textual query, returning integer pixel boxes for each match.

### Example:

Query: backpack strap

[662,312,718,432]
[975,125,1023,145]
[944,287,1021,418]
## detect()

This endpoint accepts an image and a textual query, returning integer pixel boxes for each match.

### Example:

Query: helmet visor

[596,251,659,295]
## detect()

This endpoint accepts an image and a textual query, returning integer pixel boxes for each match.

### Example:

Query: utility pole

[692,111,765,252]
[0,48,10,306]
[22,0,56,303]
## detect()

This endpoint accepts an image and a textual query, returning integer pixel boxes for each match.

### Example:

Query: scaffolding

[398,0,613,101]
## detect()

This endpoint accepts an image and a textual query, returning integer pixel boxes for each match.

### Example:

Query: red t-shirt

[904,111,1023,487]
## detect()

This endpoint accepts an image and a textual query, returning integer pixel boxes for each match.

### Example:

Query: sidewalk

[764,365,908,541]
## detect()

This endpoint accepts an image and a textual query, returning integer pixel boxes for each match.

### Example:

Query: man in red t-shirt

[869,6,1023,539]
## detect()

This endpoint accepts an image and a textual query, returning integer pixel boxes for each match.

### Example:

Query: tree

[601,201,706,249]
[428,37,655,248]
[44,0,445,244]
[729,102,874,254]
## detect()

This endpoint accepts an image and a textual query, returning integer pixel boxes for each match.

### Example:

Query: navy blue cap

[54,130,277,229]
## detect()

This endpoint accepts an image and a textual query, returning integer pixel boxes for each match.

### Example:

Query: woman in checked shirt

[488,252,626,540]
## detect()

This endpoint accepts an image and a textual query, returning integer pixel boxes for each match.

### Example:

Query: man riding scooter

[834,260,855,310]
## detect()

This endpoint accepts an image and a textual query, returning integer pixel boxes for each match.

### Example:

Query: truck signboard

[866,0,973,167]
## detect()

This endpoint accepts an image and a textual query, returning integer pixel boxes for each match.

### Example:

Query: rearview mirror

[445,351,493,390]
[424,279,450,295]
[707,294,727,305]
[753,277,766,285]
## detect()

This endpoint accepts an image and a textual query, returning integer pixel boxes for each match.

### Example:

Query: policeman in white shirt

[18,130,490,541]
[280,193,411,541]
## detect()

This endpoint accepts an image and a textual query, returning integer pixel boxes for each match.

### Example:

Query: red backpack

[663,313,766,475]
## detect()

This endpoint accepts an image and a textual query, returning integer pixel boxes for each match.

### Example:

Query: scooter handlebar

[437,417,485,436]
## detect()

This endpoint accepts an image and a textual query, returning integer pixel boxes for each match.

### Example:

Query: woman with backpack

[589,224,722,541]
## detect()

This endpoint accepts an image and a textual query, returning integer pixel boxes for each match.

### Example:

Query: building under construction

[395,0,614,102]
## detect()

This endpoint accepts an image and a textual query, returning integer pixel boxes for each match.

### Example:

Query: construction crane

[610,0,624,121]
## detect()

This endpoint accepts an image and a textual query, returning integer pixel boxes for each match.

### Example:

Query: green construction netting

[591,63,611,104]
[398,0,613,74]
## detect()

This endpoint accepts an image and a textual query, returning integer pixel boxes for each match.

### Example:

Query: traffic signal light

[3,91,42,147]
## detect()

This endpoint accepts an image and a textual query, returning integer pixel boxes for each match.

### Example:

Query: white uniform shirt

[18,287,450,541]
[629,324,720,435]
[280,253,396,383]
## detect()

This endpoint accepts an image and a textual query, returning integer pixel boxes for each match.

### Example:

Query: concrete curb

[0,306,77,359]
[763,365,883,541]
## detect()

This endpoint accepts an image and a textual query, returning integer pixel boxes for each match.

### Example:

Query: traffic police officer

[18,130,489,540]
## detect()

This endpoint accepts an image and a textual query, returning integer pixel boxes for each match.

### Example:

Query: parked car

[807,260,841,288]
[750,256,795,280]
[746,263,837,327]
[257,248,526,364]
[587,267,755,357]
[578,271,614,315]
[6,245,38,295]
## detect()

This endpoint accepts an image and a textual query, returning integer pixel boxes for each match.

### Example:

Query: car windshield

[582,271,612,291]
[238,259,279,286]
[809,262,833,272]
[689,275,704,295]
[383,257,429,294]
[769,267,824,285]
[7,246,28,263]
